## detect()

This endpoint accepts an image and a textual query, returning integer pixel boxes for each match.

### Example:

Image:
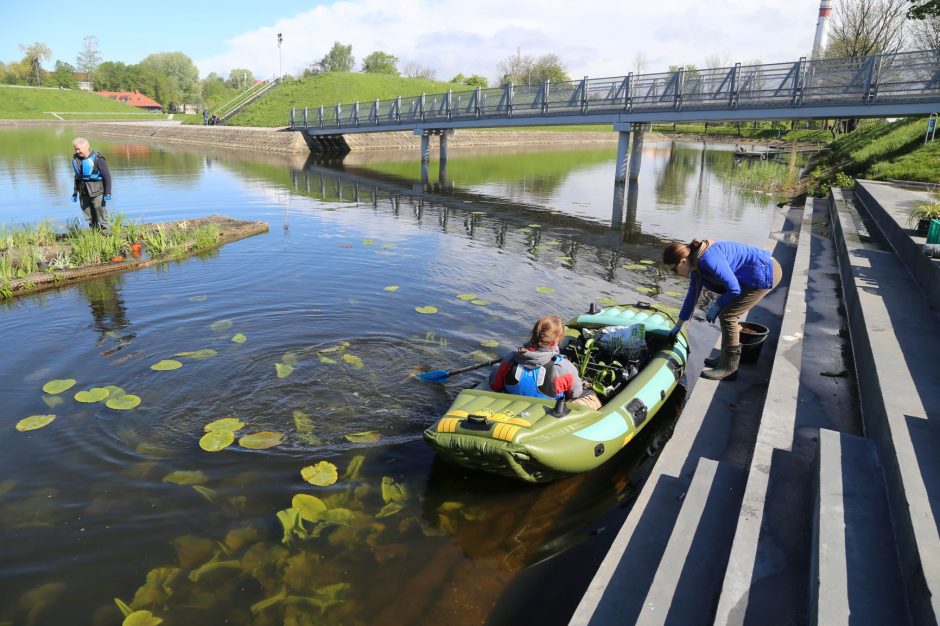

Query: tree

[320,42,354,72]
[632,51,649,76]
[498,48,534,85]
[52,60,78,88]
[908,0,940,19]
[362,51,399,75]
[465,74,488,88]
[76,36,101,74]
[139,52,199,110]
[228,68,255,88]
[19,42,52,86]
[403,62,436,80]
[530,53,569,84]
[910,12,940,49]
[826,0,907,58]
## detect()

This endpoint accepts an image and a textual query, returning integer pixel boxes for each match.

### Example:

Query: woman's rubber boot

[701,345,741,381]
[703,353,719,368]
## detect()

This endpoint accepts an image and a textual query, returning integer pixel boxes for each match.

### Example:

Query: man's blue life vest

[72,151,102,181]
[504,354,565,400]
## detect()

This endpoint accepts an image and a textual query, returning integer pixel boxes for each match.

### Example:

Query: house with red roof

[96,90,163,112]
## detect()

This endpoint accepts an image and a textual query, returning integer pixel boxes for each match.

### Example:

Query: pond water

[0,126,783,625]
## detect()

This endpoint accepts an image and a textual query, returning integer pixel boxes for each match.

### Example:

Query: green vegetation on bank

[808,118,940,194]
[652,122,831,143]
[0,85,162,119]
[224,73,460,127]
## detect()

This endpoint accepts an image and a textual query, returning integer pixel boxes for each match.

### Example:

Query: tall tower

[811,0,834,59]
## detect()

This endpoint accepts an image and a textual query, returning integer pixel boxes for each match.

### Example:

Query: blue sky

[2,0,829,83]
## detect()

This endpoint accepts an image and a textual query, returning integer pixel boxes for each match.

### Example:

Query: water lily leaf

[665,291,684,297]
[415,305,438,315]
[382,242,396,249]
[470,300,490,306]
[106,394,141,410]
[536,286,556,294]
[301,461,338,486]
[123,610,163,626]
[471,211,486,215]
[291,494,328,522]
[282,351,300,366]
[640,259,656,264]
[376,502,404,518]
[622,264,646,270]
[103,385,126,397]
[150,360,182,371]
[438,501,465,512]
[318,355,338,364]
[115,597,133,617]
[199,430,235,452]
[384,285,400,292]
[188,295,207,302]
[276,363,294,378]
[345,431,381,443]
[342,354,364,369]
[362,239,377,245]
[480,339,499,348]
[16,414,56,432]
[191,485,217,503]
[556,256,573,261]
[75,387,110,403]
[41,394,64,408]
[528,224,542,228]
[343,455,365,480]
[598,297,618,307]
[210,319,233,332]
[205,417,245,432]
[318,342,349,354]
[230,333,247,344]
[381,476,409,504]
[175,349,217,360]
[456,293,477,301]
[42,379,76,394]
[239,431,284,449]
[318,508,355,525]
[636,286,656,293]
[293,411,313,433]
[162,470,208,485]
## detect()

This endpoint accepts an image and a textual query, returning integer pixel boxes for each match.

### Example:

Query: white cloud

[195,0,825,83]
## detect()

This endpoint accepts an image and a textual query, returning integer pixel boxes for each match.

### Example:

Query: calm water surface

[0,126,781,625]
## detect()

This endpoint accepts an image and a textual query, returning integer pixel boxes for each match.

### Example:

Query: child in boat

[489,314,602,410]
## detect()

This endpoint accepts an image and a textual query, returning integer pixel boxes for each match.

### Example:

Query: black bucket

[739,321,769,364]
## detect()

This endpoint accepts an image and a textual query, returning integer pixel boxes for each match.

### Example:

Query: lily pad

[301,461,338,486]
[205,417,245,432]
[75,387,110,403]
[556,256,573,262]
[123,611,163,626]
[275,362,294,378]
[15,414,56,432]
[42,379,76,394]
[362,239,377,245]
[535,286,556,294]
[376,502,404,518]
[291,493,328,521]
[345,431,381,443]
[150,360,182,371]
[480,339,499,348]
[599,297,618,307]
[293,411,313,433]
[41,394,64,408]
[528,224,542,228]
[381,476,409,504]
[622,264,647,270]
[415,306,438,315]
[383,285,400,292]
[342,354,364,369]
[456,293,477,301]
[103,385,126,397]
[163,470,208,485]
[239,431,284,450]
[282,352,300,366]
[318,355,338,364]
[106,394,141,410]
[470,300,490,306]
[640,259,656,264]
[231,333,247,344]
[199,430,235,452]
[636,286,656,293]
[665,291,685,297]
[209,319,233,332]
[174,349,217,360]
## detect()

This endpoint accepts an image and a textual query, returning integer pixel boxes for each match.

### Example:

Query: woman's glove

[103,194,111,202]
[71,194,78,202]
[706,303,721,323]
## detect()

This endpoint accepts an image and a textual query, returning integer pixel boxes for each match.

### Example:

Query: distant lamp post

[277,33,283,80]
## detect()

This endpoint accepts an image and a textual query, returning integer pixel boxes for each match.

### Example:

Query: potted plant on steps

[908,199,940,237]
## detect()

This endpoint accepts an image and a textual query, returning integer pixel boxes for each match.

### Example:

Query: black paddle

[416,356,502,383]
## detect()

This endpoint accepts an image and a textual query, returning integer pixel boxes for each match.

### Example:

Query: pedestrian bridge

[290,49,940,135]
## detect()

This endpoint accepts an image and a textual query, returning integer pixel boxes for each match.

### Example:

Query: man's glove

[71,194,78,203]
[667,321,683,342]
[103,194,111,202]
[706,303,721,324]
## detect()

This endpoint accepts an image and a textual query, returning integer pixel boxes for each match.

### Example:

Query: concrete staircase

[214,79,279,123]
[570,180,940,625]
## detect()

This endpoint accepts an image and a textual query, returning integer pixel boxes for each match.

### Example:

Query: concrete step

[635,457,746,626]
[713,201,815,626]
[829,186,940,625]
[811,428,908,625]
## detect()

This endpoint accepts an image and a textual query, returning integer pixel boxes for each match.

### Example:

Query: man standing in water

[71,137,112,235]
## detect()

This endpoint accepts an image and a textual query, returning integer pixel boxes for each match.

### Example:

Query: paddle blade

[416,369,450,382]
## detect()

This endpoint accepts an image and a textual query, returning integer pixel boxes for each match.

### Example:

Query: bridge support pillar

[629,123,646,180]
[418,131,431,184]
[439,130,453,187]
[612,124,632,222]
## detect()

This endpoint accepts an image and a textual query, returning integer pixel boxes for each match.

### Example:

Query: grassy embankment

[0,85,169,120]
[807,118,940,194]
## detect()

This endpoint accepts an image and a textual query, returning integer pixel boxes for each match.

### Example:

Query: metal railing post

[318,105,324,129]
[289,107,295,129]
[581,76,589,113]
[507,83,514,118]
[730,63,740,108]
[475,86,482,118]
[335,103,342,128]
[354,101,360,126]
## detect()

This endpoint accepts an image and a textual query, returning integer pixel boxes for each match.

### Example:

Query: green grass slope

[809,118,940,192]
[0,85,156,120]
[228,72,474,127]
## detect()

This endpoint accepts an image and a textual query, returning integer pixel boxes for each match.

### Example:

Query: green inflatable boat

[423,303,689,483]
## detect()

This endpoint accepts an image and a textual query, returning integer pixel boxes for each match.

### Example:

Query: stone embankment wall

[71,122,621,154]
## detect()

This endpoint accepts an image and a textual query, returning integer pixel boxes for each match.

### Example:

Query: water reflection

[77,276,134,354]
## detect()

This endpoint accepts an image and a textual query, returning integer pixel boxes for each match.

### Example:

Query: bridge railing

[290,49,940,131]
